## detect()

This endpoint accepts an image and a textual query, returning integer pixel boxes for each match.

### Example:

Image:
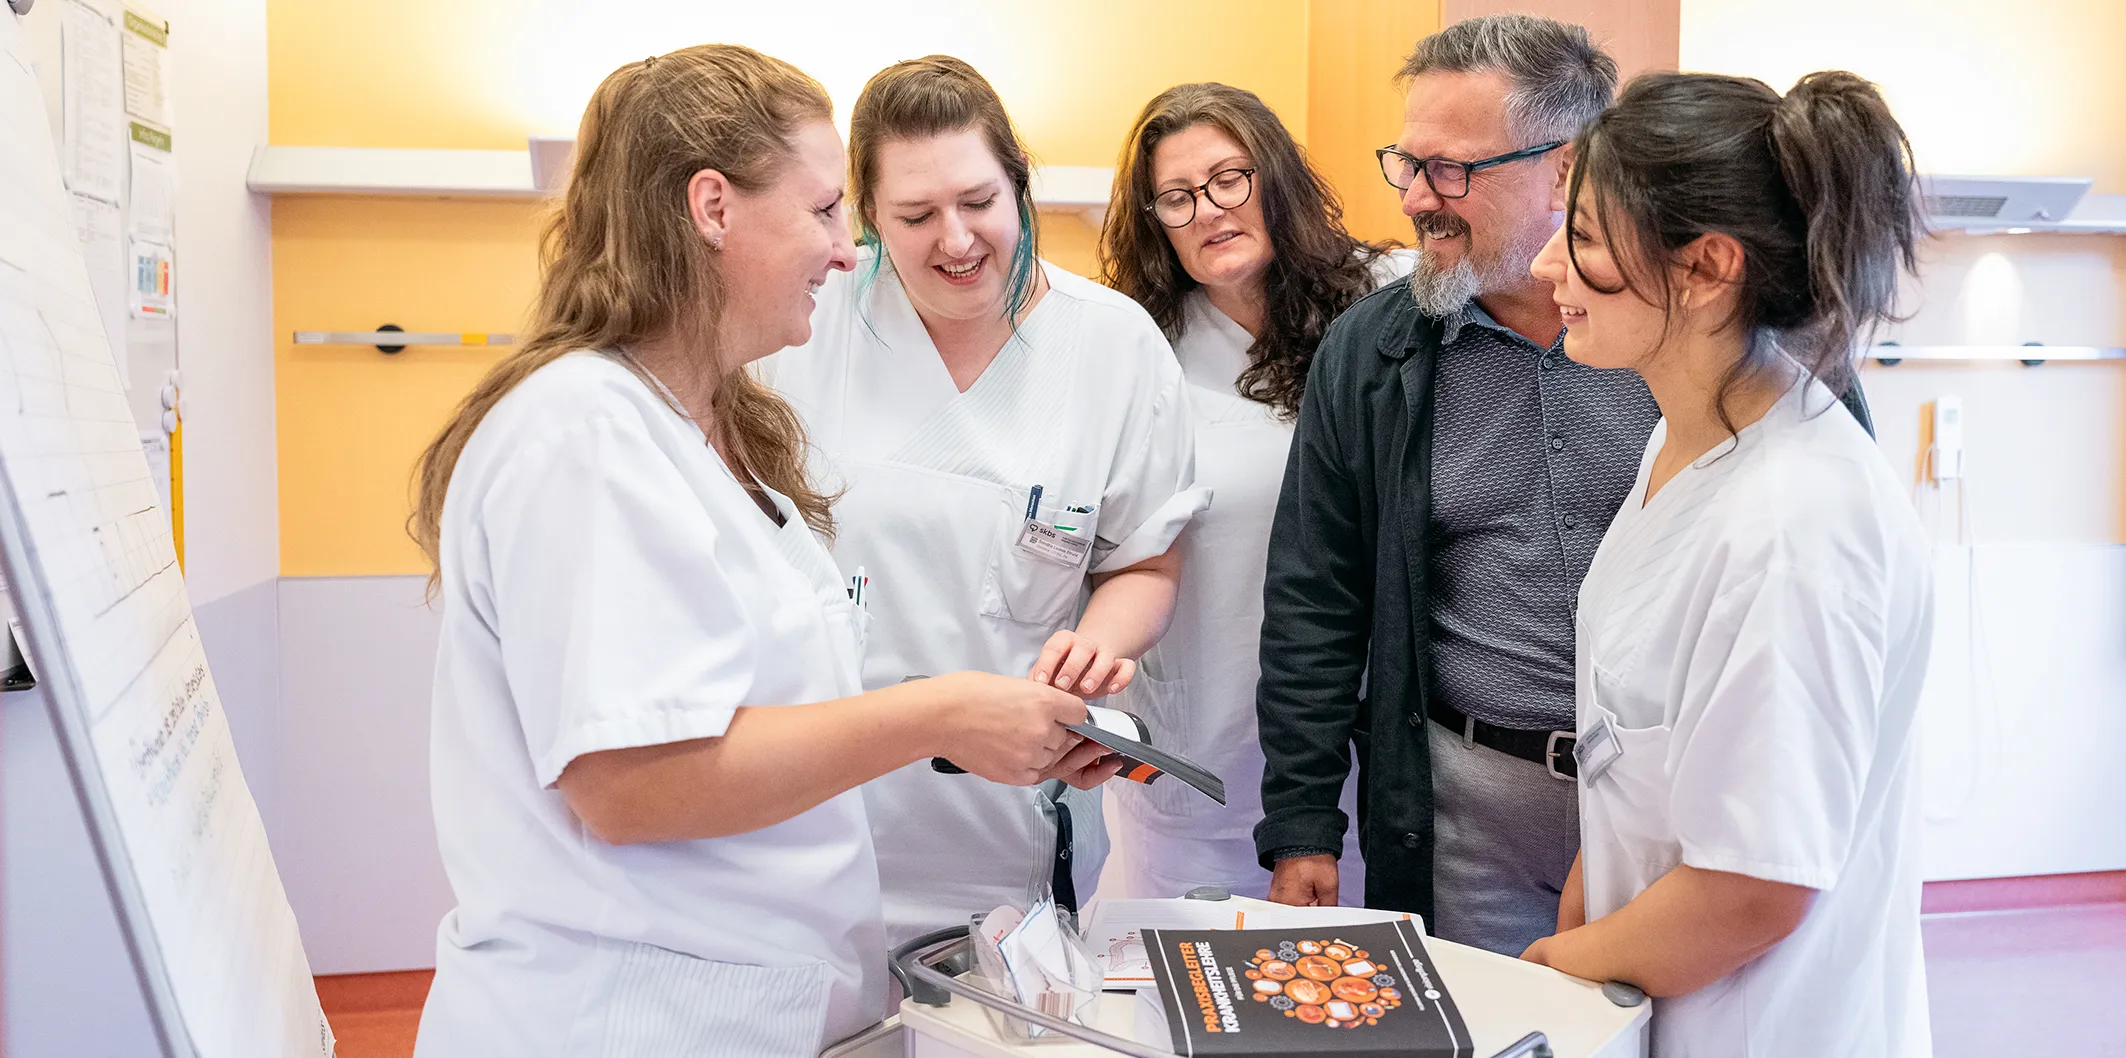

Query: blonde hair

[409,45,836,587]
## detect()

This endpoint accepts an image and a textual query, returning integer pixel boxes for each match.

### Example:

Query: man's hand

[1268,853,1339,907]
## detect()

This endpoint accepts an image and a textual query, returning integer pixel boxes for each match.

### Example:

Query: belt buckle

[1545,730,1577,781]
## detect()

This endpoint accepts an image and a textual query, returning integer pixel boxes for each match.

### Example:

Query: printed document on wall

[128,235,173,319]
[127,133,174,243]
[59,0,125,205]
[70,192,128,377]
[119,6,171,128]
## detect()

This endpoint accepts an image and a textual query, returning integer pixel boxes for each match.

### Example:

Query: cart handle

[891,927,1180,1057]
[887,928,1556,1058]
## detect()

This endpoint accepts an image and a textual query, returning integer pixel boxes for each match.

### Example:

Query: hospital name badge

[1016,518,1092,568]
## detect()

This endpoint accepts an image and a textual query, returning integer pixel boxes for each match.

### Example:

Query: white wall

[2,689,161,1058]
[165,0,281,823]
[275,575,453,973]
[1681,0,2126,879]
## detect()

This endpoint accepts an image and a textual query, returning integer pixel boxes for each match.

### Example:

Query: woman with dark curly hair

[1096,82,1409,901]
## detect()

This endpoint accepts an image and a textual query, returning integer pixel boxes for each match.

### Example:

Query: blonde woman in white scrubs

[1522,72,1933,1056]
[1094,83,1410,902]
[760,57,1209,943]
[407,48,1098,1058]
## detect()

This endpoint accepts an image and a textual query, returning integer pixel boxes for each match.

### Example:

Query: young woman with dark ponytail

[1522,71,1932,1056]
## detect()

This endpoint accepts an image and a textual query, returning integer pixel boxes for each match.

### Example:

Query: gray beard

[1407,222,1556,319]
[1408,254,1481,317]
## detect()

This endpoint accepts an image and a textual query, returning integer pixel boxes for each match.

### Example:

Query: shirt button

[1401,832,1421,850]
[1409,712,1423,729]
[1562,514,1580,530]
[1541,355,1558,370]
[1549,435,1565,452]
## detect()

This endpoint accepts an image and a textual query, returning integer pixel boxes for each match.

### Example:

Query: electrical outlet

[1932,395,1965,481]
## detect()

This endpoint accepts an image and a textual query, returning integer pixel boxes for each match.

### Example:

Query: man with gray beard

[1251,15,1657,957]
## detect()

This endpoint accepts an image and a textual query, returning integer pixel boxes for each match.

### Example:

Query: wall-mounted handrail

[1869,345,2125,366]
[292,328,515,354]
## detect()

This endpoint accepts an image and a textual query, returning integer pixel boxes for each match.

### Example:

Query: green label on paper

[130,122,171,151]
[124,9,168,47]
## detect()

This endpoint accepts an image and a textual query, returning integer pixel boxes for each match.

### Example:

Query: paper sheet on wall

[70,191,128,377]
[128,234,173,319]
[128,135,173,242]
[59,0,124,205]
[119,6,170,128]
[70,192,128,378]
[139,430,170,512]
[0,11,332,1058]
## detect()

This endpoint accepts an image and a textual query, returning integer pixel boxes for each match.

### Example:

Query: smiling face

[1396,71,1568,316]
[868,127,1023,324]
[715,120,857,362]
[1150,122,1273,297]
[1530,180,1670,370]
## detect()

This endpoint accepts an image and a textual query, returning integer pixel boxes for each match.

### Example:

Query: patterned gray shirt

[1426,301,1659,731]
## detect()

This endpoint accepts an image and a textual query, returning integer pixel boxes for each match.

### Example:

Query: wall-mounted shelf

[248,144,1118,216]
[248,147,538,198]
[1868,345,2126,366]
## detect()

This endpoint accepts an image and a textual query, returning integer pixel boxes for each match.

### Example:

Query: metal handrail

[889,928,1556,1058]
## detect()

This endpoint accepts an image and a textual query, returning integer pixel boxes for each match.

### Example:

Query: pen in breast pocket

[1025,484,1043,520]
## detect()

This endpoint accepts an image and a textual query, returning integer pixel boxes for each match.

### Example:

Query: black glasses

[1145,167,1257,228]
[1375,141,1565,198]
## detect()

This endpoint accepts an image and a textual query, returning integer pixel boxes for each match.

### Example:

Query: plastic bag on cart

[969,898,1102,1042]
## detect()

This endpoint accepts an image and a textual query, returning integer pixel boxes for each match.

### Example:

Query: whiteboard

[0,10,331,1058]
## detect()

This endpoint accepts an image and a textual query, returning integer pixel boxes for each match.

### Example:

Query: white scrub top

[760,252,1210,942]
[1101,251,1414,903]
[1574,375,1932,1058]
[417,352,887,1058]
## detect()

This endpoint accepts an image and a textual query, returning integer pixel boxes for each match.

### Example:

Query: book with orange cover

[1145,919,1471,1057]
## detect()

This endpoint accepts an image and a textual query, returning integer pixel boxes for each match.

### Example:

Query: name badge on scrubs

[1574,716,1624,783]
[1016,519,1091,568]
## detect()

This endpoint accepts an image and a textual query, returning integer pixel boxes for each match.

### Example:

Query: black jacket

[1251,282,1872,919]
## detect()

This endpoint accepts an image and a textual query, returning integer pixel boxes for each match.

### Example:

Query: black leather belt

[1428,700,1578,780]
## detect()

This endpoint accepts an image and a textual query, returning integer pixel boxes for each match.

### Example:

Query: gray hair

[1399,14,1618,145]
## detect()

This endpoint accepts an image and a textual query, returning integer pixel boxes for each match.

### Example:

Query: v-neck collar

[1177,289,1256,393]
[840,257,1056,459]
[866,257,1052,399]
[1635,370,1819,512]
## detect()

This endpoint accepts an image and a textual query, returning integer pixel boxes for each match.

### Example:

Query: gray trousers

[1427,719,1581,957]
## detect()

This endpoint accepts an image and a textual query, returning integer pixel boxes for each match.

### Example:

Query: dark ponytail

[1564,70,1924,430]
[1766,71,1923,375]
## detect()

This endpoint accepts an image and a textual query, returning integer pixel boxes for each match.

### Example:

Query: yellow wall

[269,1,1449,575]
[272,197,540,575]
[1308,1,1445,245]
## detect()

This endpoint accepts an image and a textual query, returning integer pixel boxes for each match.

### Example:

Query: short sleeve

[1668,562,1887,890]
[1090,332,1213,574]
[478,414,759,788]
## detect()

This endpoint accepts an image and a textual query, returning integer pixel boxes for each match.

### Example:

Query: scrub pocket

[980,494,1099,628]
[1583,698,1680,875]
[592,941,831,1058]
